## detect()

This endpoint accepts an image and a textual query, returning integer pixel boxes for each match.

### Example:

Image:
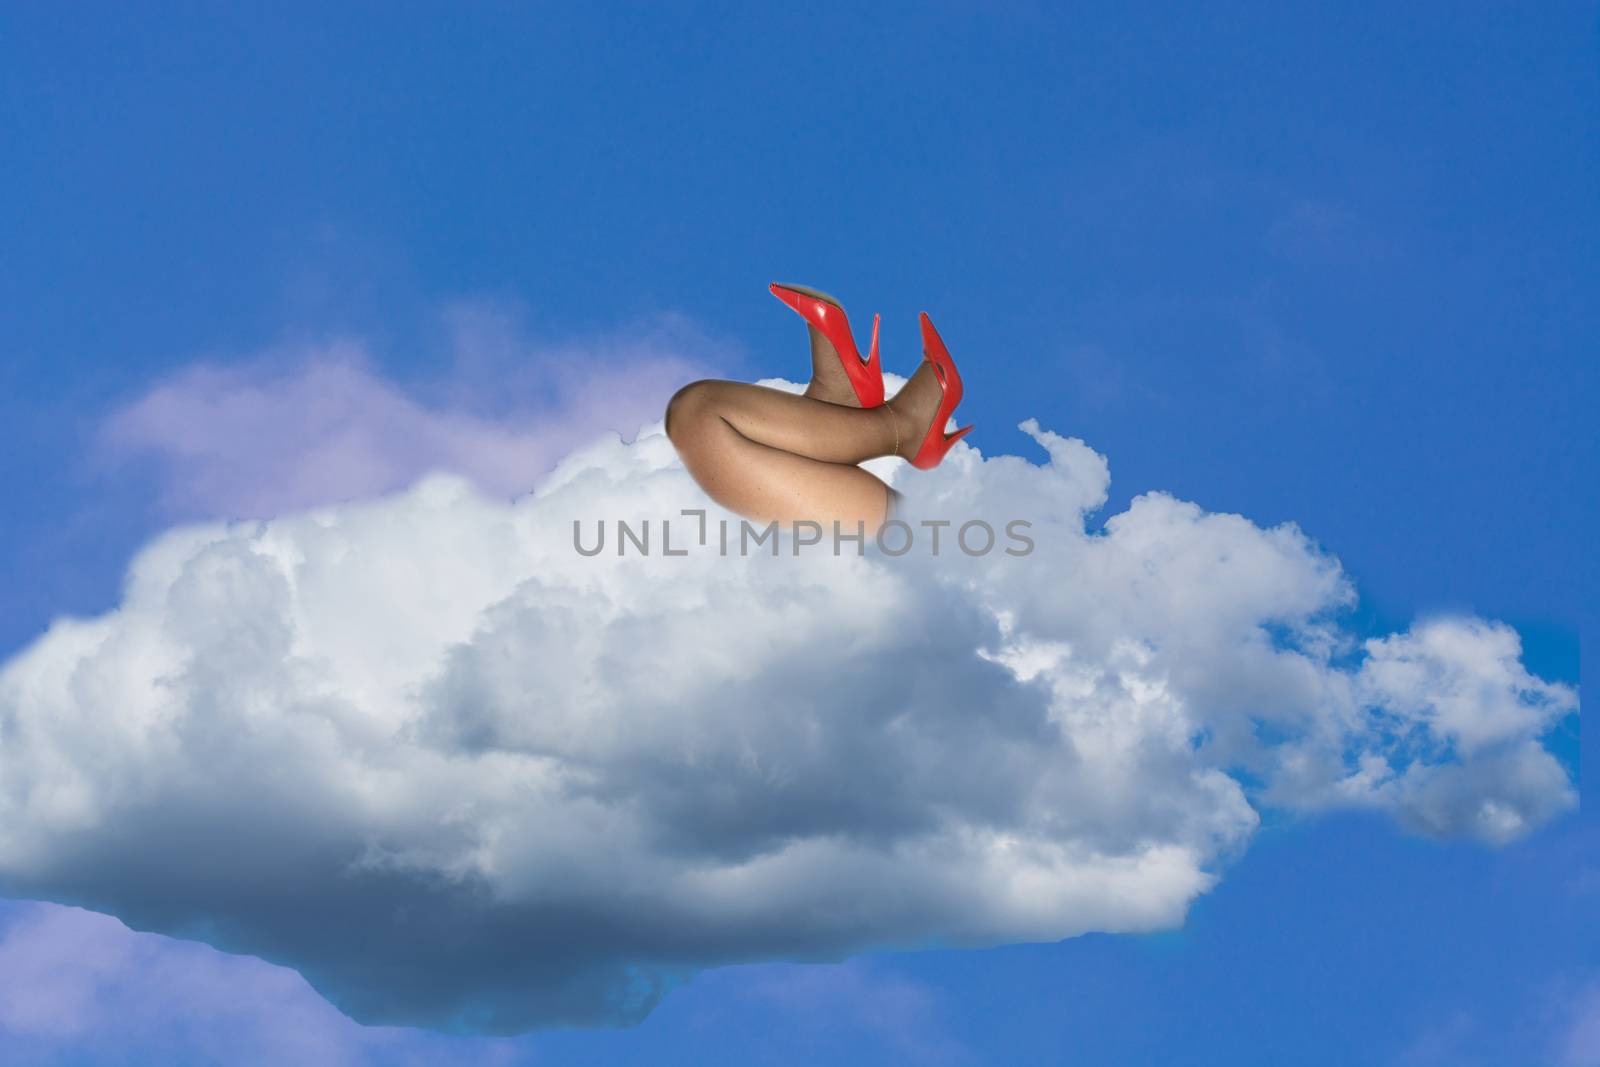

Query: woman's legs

[665,380,901,528]
[665,310,954,530]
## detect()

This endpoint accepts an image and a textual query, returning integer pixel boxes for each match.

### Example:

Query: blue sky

[0,3,1593,1065]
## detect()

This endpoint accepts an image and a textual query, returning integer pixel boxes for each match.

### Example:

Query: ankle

[881,400,906,459]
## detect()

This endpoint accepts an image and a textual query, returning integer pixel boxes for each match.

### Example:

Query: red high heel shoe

[907,312,974,470]
[769,282,885,408]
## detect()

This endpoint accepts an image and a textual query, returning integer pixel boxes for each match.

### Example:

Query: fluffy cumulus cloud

[0,383,1577,1034]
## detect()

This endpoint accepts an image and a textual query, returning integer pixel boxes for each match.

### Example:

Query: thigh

[669,379,888,465]
[673,409,892,530]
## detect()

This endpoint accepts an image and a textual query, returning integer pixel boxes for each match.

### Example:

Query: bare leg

[665,374,943,530]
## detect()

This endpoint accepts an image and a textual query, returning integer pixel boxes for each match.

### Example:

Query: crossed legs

[665,295,953,531]
[664,381,901,530]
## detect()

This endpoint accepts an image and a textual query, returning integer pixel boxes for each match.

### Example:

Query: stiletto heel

[908,312,974,470]
[769,282,885,408]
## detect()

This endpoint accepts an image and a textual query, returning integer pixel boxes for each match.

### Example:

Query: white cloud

[0,391,1576,1033]
[1359,619,1574,755]
[96,301,712,519]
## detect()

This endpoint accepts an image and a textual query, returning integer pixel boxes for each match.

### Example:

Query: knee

[664,379,719,445]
